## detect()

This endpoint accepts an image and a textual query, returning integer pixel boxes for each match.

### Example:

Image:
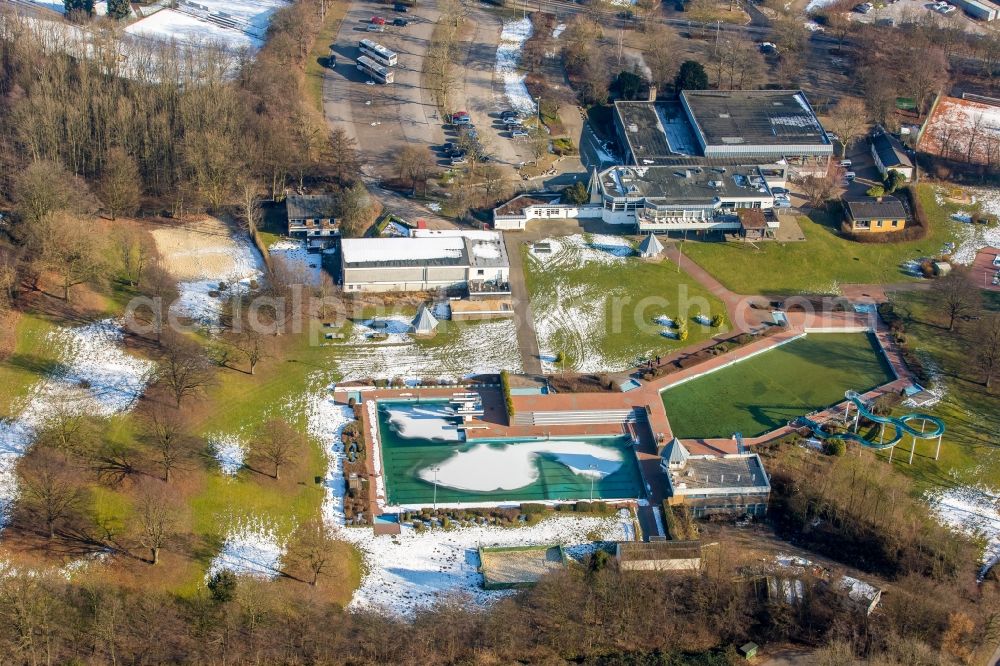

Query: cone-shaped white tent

[412,304,439,335]
[638,232,664,258]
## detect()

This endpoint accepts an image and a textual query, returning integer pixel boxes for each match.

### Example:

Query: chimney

[648,85,657,102]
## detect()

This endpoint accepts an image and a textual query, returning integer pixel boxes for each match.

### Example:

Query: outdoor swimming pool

[376,401,644,506]
[660,332,896,439]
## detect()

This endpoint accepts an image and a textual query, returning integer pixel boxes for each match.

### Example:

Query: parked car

[371,15,386,23]
[840,159,852,167]
[366,23,384,31]
[994,271,1000,286]
[500,110,520,120]
[854,2,874,12]
[327,54,336,68]
[393,17,408,26]
[511,129,529,138]
[759,41,778,54]
[939,4,956,12]
[845,171,857,180]
[442,142,458,155]
[450,151,468,165]
[993,254,1000,267]
[458,126,478,140]
[771,187,789,195]
[774,199,793,208]
[451,111,471,125]
[394,3,408,11]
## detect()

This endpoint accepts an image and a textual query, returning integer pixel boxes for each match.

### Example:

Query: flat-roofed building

[614,90,832,177]
[341,231,509,293]
[616,541,702,572]
[597,164,777,234]
[664,452,771,517]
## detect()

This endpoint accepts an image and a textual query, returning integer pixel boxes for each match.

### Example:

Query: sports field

[377,402,643,506]
[660,333,896,439]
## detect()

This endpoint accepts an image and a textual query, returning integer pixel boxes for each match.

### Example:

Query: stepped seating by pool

[174,0,264,38]
[513,407,645,427]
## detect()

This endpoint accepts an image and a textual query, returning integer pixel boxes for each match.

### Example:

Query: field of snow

[125,0,288,50]
[331,317,522,382]
[927,485,1000,579]
[338,513,632,616]
[937,187,1000,265]
[268,238,326,287]
[305,388,355,528]
[527,235,641,373]
[150,220,264,328]
[495,18,536,115]
[207,516,287,579]
[0,320,155,526]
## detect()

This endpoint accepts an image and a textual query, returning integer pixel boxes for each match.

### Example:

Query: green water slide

[794,390,945,456]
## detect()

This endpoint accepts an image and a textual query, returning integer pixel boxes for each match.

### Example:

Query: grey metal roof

[286,194,339,221]
[871,132,912,169]
[844,196,908,221]
[412,304,439,333]
[669,454,770,491]
[599,165,771,204]
[681,90,830,149]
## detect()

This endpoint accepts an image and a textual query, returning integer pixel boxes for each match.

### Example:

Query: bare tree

[39,213,108,300]
[114,226,152,288]
[287,518,342,586]
[35,400,100,459]
[337,183,379,238]
[141,408,195,482]
[11,160,85,227]
[975,313,1000,389]
[253,419,301,480]
[826,98,869,159]
[132,481,179,565]
[134,261,178,345]
[18,448,86,539]
[98,147,141,221]
[228,326,271,375]
[798,164,845,207]
[159,334,216,407]
[237,176,263,236]
[932,269,977,332]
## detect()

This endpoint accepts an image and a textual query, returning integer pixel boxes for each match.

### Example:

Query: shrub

[500,369,515,422]
[207,570,238,603]
[520,503,546,515]
[823,439,846,456]
[866,185,885,198]
[678,324,689,341]
[575,501,593,513]
[710,313,725,328]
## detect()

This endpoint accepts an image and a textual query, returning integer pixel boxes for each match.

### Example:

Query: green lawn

[681,186,959,296]
[523,238,728,372]
[872,289,1000,492]
[0,313,61,420]
[661,332,896,438]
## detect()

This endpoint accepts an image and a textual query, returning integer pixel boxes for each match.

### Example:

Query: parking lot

[848,0,992,34]
[322,0,444,177]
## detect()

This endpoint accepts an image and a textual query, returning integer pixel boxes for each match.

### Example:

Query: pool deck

[339,308,916,518]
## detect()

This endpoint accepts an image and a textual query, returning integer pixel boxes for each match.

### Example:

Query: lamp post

[589,464,598,501]
[432,466,440,511]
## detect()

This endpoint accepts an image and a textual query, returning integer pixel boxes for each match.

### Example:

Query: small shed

[412,304,439,336]
[638,232,664,258]
[739,642,759,660]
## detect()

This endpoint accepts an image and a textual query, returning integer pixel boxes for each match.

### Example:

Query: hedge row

[500,369,515,422]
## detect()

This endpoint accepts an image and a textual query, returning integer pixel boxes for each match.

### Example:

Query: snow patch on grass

[495,18,536,115]
[528,234,633,268]
[269,238,325,287]
[207,516,287,579]
[304,389,355,528]
[209,433,247,476]
[0,319,155,527]
[338,513,632,616]
[926,485,1000,580]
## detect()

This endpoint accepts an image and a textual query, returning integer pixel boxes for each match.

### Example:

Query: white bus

[356,55,393,84]
[357,38,398,67]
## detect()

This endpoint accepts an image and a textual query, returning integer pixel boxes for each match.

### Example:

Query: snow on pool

[0,319,155,527]
[495,18,536,115]
[384,403,462,442]
[417,440,625,492]
[927,485,1000,580]
[337,513,632,616]
[209,433,247,476]
[208,517,287,579]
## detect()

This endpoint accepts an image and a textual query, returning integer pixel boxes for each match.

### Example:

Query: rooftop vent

[719,113,730,118]
[628,123,639,132]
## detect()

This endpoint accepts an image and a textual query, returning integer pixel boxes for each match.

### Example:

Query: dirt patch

[150,216,257,282]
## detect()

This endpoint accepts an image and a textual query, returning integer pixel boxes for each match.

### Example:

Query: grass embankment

[875,289,1000,492]
[523,243,727,372]
[660,332,895,439]
[304,1,350,113]
[682,186,958,295]
[0,312,60,420]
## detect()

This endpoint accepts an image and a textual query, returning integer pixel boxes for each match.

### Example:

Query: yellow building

[843,196,909,233]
